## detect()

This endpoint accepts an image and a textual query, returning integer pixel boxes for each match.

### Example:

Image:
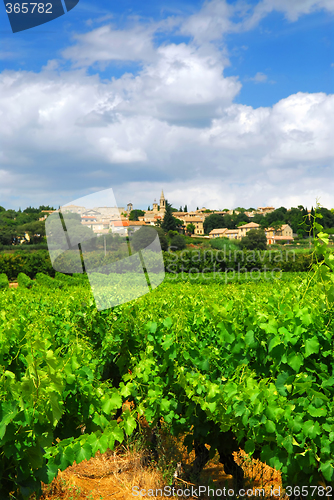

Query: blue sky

[0,0,334,210]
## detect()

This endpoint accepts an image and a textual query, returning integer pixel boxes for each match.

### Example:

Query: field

[1,248,334,500]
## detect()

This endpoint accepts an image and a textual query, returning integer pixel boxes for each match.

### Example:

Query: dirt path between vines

[41,441,283,500]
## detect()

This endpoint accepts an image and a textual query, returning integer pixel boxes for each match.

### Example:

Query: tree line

[0,205,54,246]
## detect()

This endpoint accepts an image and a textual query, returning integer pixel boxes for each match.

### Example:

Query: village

[51,190,294,246]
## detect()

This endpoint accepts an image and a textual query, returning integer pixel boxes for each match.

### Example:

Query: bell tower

[160,189,166,214]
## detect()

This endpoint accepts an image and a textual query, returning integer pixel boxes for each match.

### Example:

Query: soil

[40,432,283,500]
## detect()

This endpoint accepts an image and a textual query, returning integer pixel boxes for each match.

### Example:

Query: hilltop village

[56,190,295,245]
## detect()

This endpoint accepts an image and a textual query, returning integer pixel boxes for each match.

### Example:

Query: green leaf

[97,433,109,454]
[287,353,303,372]
[163,317,173,329]
[102,392,122,414]
[198,358,210,371]
[27,445,44,470]
[282,435,293,454]
[123,414,137,436]
[75,442,92,464]
[268,336,281,352]
[275,372,289,396]
[206,402,216,413]
[49,393,63,425]
[160,399,170,412]
[303,420,321,439]
[265,420,276,434]
[244,330,256,348]
[148,322,157,333]
[320,460,334,482]
[304,337,319,357]
[308,405,327,417]
[244,440,255,455]
[108,421,124,443]
[46,350,58,373]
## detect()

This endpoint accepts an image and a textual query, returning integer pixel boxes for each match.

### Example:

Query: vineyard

[1,226,334,499]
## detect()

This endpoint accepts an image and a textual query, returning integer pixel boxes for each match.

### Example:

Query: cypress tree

[161,201,177,232]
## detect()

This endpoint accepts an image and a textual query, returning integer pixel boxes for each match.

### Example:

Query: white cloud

[248,72,268,83]
[254,0,334,23]
[1,1,334,210]
[180,0,334,42]
[1,53,333,209]
[62,24,158,67]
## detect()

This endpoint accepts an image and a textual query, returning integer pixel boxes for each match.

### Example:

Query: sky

[0,0,334,211]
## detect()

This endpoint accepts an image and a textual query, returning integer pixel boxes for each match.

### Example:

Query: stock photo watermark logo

[46,188,165,311]
[3,0,80,33]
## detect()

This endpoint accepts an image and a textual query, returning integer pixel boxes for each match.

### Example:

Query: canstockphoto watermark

[45,187,165,311]
[166,263,283,282]
[132,485,282,497]
[168,247,296,264]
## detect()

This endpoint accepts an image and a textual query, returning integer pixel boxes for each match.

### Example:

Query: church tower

[153,199,158,213]
[160,189,166,214]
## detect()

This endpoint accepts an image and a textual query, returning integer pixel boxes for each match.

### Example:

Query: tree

[174,218,185,232]
[271,220,284,231]
[235,212,249,226]
[161,201,178,232]
[184,204,188,213]
[179,206,183,212]
[129,209,145,221]
[186,223,196,235]
[39,205,55,211]
[240,229,267,250]
[131,226,160,252]
[170,234,186,251]
[203,214,225,234]
[131,226,168,252]
[20,221,46,244]
[23,206,41,214]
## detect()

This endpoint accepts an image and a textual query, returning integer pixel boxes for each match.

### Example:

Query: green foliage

[186,223,196,235]
[129,210,145,221]
[0,273,9,289]
[17,272,34,289]
[170,234,186,251]
[0,288,132,497]
[240,229,267,250]
[209,237,240,251]
[1,206,334,497]
[0,251,55,280]
[203,213,225,234]
[131,226,159,252]
[161,201,178,232]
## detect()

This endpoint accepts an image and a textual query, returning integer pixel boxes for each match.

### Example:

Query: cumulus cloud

[253,0,334,23]
[1,0,334,210]
[1,52,333,210]
[180,0,334,43]
[62,24,158,67]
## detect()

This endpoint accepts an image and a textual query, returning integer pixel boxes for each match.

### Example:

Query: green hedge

[0,251,54,280]
[17,272,34,289]
[0,248,316,281]
[163,248,314,274]
[0,273,9,289]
